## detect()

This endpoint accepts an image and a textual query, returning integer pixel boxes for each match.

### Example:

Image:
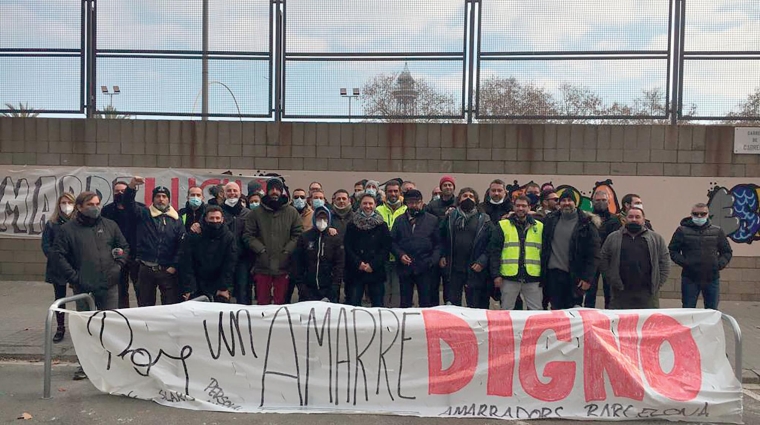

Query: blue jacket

[391,211,441,276]
[123,187,185,268]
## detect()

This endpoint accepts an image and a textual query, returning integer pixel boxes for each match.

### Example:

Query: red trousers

[254,274,289,305]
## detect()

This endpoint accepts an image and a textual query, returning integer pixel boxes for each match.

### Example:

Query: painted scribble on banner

[507,179,620,214]
[707,183,760,244]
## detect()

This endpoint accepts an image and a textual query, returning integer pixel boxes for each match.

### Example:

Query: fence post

[721,313,743,383]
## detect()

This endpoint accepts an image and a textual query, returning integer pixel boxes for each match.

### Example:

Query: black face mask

[408,208,424,218]
[625,222,643,234]
[113,193,124,204]
[460,198,476,213]
[202,221,224,236]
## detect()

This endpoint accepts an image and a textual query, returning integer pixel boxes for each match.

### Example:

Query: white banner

[67,303,742,422]
[0,166,273,238]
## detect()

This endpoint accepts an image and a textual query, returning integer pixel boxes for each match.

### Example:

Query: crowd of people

[42,174,734,377]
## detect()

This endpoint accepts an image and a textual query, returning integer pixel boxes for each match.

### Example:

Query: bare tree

[477,76,557,118]
[360,73,459,122]
[729,87,760,122]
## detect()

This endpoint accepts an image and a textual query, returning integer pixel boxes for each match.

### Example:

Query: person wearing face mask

[441,188,493,308]
[426,176,457,305]
[584,190,622,309]
[178,186,206,234]
[42,192,76,343]
[619,193,654,230]
[524,182,542,213]
[363,180,383,206]
[541,190,601,309]
[124,177,186,307]
[220,182,253,305]
[479,179,512,224]
[669,203,733,310]
[292,188,314,231]
[391,190,441,308]
[247,192,262,210]
[601,207,670,309]
[243,178,303,305]
[344,193,391,307]
[376,181,407,308]
[102,180,143,308]
[52,191,128,381]
[179,206,236,303]
[292,207,344,302]
[489,195,544,311]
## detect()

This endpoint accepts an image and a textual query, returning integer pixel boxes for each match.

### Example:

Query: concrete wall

[1,118,758,301]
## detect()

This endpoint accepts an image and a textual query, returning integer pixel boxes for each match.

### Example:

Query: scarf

[454,207,478,230]
[351,210,385,231]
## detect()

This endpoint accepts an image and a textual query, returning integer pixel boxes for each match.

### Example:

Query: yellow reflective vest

[499,219,543,278]
[376,203,407,261]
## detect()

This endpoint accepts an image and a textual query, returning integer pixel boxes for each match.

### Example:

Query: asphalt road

[2,362,759,425]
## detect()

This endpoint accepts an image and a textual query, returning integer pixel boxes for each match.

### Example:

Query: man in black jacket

[177,186,206,234]
[292,206,345,302]
[101,181,142,308]
[180,206,236,302]
[426,176,456,304]
[392,190,441,307]
[585,189,621,308]
[669,202,733,310]
[220,182,253,305]
[124,177,186,307]
[441,188,492,308]
[479,179,512,223]
[541,190,601,309]
[52,191,129,380]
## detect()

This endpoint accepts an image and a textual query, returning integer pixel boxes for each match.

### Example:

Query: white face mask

[316,219,328,232]
[489,196,504,205]
[61,204,74,215]
[225,197,239,207]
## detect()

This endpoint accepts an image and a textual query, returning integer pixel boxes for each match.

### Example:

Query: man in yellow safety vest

[489,195,544,310]
[375,181,407,308]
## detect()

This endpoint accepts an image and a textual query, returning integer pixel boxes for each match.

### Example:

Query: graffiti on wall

[506,179,620,214]
[707,183,760,244]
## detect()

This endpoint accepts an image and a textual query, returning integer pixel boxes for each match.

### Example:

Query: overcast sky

[0,0,758,119]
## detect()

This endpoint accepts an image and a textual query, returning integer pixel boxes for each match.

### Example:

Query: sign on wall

[68,302,742,423]
[734,127,760,154]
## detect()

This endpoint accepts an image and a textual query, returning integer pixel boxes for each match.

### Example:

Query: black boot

[53,312,65,343]
[72,366,87,381]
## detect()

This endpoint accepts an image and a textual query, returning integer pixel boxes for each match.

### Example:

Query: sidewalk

[1,280,757,382]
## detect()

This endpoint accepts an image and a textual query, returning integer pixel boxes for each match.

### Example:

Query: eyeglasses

[692,212,708,217]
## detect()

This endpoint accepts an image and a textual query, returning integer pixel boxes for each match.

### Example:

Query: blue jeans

[681,276,720,310]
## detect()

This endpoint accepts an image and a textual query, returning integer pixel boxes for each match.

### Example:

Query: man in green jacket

[243,178,303,305]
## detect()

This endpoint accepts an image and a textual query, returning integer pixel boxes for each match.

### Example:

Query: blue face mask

[692,216,708,226]
[249,202,260,210]
[293,198,306,210]
[312,199,325,209]
[365,188,377,197]
[188,197,202,208]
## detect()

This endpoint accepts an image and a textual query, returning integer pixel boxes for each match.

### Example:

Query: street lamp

[340,87,361,122]
[101,85,120,108]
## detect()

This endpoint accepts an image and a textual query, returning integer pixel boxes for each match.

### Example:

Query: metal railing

[42,293,210,399]
[2,0,758,122]
[721,313,743,383]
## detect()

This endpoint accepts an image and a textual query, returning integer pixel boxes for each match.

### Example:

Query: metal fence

[1,0,758,122]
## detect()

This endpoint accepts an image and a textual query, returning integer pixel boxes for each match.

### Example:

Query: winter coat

[180,223,236,297]
[178,203,206,233]
[479,200,512,224]
[243,195,303,276]
[299,206,314,232]
[488,215,542,283]
[329,207,353,241]
[391,211,442,276]
[601,228,670,293]
[102,201,143,258]
[52,215,129,293]
[42,216,70,286]
[442,210,492,279]
[668,217,733,284]
[541,209,601,284]
[221,201,251,260]
[292,206,345,301]
[123,187,185,268]
[344,211,391,284]
[425,196,457,219]
[596,210,622,245]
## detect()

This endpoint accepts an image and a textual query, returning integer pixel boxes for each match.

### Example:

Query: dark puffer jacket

[391,211,442,276]
[479,200,512,224]
[123,187,185,268]
[441,210,492,278]
[541,209,601,284]
[668,217,733,284]
[221,201,250,260]
[178,202,206,232]
[292,206,345,301]
[180,222,236,297]
[344,212,391,284]
[52,215,129,293]
[425,196,456,219]
[596,210,622,245]
[42,215,70,286]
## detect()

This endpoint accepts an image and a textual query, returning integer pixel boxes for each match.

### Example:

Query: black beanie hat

[404,189,423,203]
[153,186,171,200]
[266,178,284,193]
[558,189,574,202]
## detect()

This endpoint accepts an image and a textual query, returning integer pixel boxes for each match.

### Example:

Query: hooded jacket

[292,206,345,301]
[180,221,236,297]
[541,209,601,284]
[123,187,185,268]
[242,192,303,276]
[52,214,129,293]
[42,214,71,286]
[668,217,733,284]
[344,211,391,283]
[391,210,442,276]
